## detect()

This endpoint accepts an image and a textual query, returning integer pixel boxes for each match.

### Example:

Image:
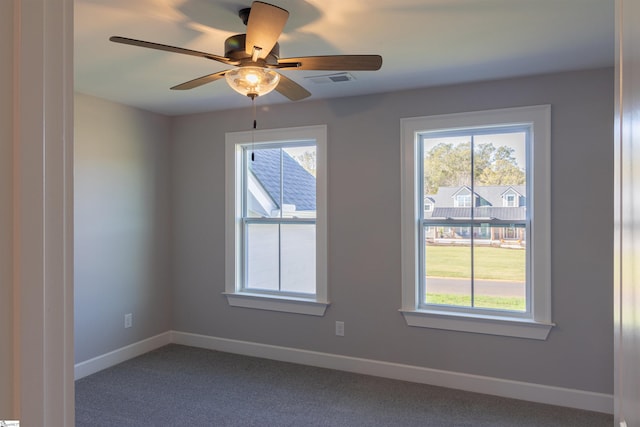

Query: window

[424,201,433,212]
[225,125,328,316]
[504,193,517,207]
[400,106,553,339]
[455,193,472,207]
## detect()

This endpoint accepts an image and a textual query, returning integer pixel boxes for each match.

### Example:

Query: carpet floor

[75,344,612,426]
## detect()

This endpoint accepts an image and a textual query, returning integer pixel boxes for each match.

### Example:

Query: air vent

[305,72,356,84]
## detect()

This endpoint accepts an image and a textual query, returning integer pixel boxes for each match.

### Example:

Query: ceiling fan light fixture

[225,66,280,99]
[109,1,381,102]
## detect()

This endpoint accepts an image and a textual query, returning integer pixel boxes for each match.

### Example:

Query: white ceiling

[74,0,614,116]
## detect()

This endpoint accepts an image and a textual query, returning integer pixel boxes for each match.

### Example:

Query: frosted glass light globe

[225,67,280,99]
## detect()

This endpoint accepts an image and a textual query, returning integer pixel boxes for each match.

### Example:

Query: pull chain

[251,97,257,161]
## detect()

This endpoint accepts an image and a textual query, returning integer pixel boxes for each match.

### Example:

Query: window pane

[283,146,317,219]
[246,223,279,291]
[281,224,316,294]
[247,148,282,218]
[473,131,527,216]
[424,232,472,307]
[423,135,472,218]
[247,146,317,219]
[472,224,526,311]
[471,131,527,311]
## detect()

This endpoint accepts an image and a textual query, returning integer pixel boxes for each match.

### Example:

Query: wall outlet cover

[124,313,132,328]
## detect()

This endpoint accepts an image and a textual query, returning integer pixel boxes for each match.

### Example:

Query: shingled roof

[249,148,316,212]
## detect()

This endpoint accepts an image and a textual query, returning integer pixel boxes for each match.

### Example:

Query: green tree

[424,142,471,194]
[424,142,524,194]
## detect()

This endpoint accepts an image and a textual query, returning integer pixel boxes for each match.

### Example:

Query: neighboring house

[424,185,526,246]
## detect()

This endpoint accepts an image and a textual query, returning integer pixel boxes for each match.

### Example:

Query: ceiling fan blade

[274,73,311,101]
[110,36,239,66]
[245,2,289,59]
[277,55,383,71]
[170,70,228,90]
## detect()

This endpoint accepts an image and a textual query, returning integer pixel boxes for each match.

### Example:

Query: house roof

[249,148,316,212]
[425,185,526,220]
[427,185,526,208]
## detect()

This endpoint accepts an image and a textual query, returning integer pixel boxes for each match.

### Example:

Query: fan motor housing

[225,34,279,65]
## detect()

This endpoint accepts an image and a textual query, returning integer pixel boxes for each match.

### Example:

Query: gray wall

[74,93,172,363]
[171,68,614,394]
[0,0,14,416]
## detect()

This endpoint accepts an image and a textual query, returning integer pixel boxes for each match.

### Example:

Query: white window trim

[400,105,554,340]
[225,125,329,316]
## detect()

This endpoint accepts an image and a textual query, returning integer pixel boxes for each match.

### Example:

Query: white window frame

[225,125,328,316]
[400,106,554,340]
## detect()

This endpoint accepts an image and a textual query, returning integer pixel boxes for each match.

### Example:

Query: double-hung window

[400,106,553,339]
[225,125,328,316]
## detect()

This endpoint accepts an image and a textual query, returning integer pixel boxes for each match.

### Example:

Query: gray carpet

[75,344,612,426]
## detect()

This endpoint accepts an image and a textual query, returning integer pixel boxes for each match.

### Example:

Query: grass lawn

[427,293,526,311]
[425,245,525,281]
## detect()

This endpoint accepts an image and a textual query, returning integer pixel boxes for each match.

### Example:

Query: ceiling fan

[110,1,383,101]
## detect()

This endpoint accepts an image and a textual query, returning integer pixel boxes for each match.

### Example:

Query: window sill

[399,309,554,340]
[224,292,329,316]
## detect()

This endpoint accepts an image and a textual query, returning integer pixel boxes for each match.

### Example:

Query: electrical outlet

[335,321,344,336]
[124,313,132,328]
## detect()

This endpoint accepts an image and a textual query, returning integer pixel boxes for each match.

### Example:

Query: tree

[424,142,524,194]
[476,145,526,185]
[293,150,317,177]
[424,142,471,194]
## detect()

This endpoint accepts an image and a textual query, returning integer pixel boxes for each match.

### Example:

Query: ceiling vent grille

[305,72,356,84]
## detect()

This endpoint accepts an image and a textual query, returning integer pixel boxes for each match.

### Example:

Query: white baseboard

[74,331,171,380]
[171,330,613,414]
